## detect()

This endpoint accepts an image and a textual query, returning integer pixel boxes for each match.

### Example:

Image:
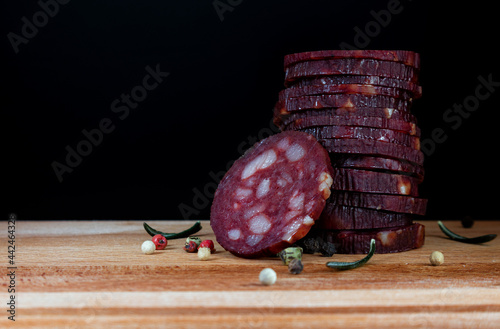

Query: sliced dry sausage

[284,50,420,69]
[210,131,334,258]
[317,204,414,230]
[310,223,425,254]
[285,58,419,84]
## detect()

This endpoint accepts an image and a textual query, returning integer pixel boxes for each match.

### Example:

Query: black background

[4,0,500,220]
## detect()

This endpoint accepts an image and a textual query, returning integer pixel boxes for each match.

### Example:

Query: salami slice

[280,84,415,101]
[284,115,420,137]
[327,191,428,216]
[210,131,334,258]
[273,107,418,129]
[317,204,414,230]
[320,139,424,165]
[286,76,422,98]
[310,223,425,254]
[330,168,420,196]
[285,59,420,84]
[330,155,425,181]
[300,126,420,150]
[277,94,412,113]
[284,50,420,69]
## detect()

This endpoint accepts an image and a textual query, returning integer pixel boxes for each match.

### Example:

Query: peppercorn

[278,247,303,265]
[430,251,444,266]
[259,268,277,286]
[300,237,321,254]
[141,240,156,255]
[151,234,168,250]
[185,236,202,248]
[198,247,211,261]
[296,236,336,256]
[183,240,198,253]
[288,259,303,274]
[199,240,216,253]
[461,216,474,228]
[319,240,336,257]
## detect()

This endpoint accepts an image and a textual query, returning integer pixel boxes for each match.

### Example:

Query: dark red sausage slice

[283,115,420,137]
[300,126,420,150]
[319,139,424,165]
[284,50,420,69]
[210,131,334,258]
[330,168,420,196]
[310,223,425,254]
[329,156,425,182]
[327,191,428,215]
[280,84,415,101]
[286,76,422,98]
[273,107,418,130]
[285,59,419,84]
[277,94,412,113]
[317,204,414,230]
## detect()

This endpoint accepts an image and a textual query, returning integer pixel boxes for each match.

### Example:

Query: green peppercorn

[278,247,303,265]
[185,236,202,248]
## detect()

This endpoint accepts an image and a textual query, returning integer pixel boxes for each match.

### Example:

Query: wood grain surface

[1,220,499,328]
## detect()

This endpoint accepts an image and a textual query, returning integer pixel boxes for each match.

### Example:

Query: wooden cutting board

[2,220,500,328]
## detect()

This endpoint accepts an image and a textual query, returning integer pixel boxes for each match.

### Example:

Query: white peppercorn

[141,240,156,254]
[259,268,277,286]
[430,251,444,266]
[198,247,211,261]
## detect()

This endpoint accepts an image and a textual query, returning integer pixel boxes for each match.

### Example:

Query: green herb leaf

[437,221,497,244]
[143,221,202,240]
[326,239,376,270]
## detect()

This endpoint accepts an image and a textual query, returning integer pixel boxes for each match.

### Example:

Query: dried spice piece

[183,241,198,253]
[288,259,304,274]
[318,239,336,257]
[278,247,303,265]
[259,268,277,286]
[461,216,474,228]
[295,236,335,256]
[186,236,203,248]
[141,241,156,255]
[199,240,216,253]
[437,221,497,244]
[298,237,321,254]
[198,247,211,261]
[143,221,202,240]
[152,234,168,250]
[429,251,444,266]
[326,239,375,270]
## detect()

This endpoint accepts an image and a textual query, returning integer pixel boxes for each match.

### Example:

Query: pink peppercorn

[199,240,215,253]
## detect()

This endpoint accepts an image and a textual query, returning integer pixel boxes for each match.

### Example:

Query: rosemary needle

[143,221,202,240]
[437,221,497,244]
[326,239,376,270]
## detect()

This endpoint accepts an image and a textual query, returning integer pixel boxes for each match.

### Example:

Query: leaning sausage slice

[210,131,333,258]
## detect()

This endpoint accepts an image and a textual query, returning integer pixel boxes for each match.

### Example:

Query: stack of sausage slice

[275,50,426,254]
